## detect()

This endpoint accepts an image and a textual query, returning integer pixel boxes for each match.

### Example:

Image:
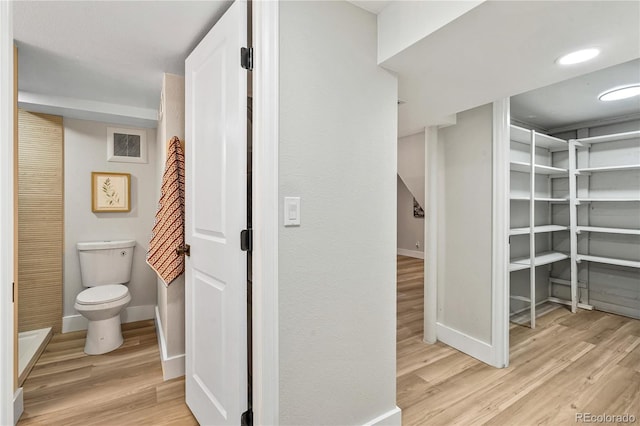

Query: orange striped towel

[147,136,185,285]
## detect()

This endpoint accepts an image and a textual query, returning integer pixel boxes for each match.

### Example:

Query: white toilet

[75,240,135,355]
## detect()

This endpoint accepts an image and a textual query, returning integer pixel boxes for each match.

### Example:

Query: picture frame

[92,172,131,213]
[107,127,147,163]
[413,198,424,218]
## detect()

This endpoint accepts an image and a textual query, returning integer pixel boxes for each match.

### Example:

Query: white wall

[155,73,186,367]
[377,0,484,63]
[436,104,493,344]
[398,131,425,207]
[0,2,16,423]
[279,1,399,425]
[63,118,157,319]
[397,177,424,254]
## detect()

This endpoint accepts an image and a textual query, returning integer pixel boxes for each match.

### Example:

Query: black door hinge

[241,409,253,426]
[12,282,15,303]
[241,47,253,71]
[241,229,253,252]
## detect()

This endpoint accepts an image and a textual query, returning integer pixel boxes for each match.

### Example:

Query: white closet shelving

[570,130,640,319]
[508,125,640,326]
[509,125,574,328]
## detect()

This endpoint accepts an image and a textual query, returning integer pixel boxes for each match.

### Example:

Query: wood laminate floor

[17,258,639,425]
[18,320,197,426]
[397,255,640,426]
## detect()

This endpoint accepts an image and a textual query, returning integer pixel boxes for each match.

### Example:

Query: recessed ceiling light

[599,84,640,101]
[556,48,600,65]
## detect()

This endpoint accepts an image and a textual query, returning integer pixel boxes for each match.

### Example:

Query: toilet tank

[77,240,136,287]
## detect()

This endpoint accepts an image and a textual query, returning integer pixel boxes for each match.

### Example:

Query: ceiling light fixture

[599,84,640,101]
[556,48,600,65]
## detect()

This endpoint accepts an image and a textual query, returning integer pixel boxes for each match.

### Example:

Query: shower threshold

[18,327,52,386]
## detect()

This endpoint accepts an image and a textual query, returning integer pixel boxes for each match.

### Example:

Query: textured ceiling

[13,1,233,111]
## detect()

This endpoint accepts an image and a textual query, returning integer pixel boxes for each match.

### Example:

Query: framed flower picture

[92,172,131,212]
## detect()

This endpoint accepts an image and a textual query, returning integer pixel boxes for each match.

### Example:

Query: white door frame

[423,127,438,344]
[251,1,280,424]
[0,1,16,424]
[491,98,510,368]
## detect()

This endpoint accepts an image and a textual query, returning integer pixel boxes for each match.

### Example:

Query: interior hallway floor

[18,320,197,426]
[14,257,639,425]
[396,255,640,425]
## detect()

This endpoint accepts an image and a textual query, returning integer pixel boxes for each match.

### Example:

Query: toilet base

[84,315,124,355]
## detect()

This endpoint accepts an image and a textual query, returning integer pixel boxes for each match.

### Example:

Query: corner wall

[279,1,399,424]
[155,73,186,380]
[436,104,493,345]
[63,118,157,331]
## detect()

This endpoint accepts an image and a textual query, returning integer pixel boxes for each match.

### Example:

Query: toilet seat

[76,284,129,305]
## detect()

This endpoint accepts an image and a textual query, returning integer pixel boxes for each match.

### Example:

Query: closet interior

[509,58,640,327]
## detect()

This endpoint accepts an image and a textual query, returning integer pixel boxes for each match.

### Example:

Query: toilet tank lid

[77,240,136,251]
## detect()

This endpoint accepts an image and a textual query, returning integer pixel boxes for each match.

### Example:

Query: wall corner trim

[12,388,23,425]
[436,322,494,366]
[252,0,280,424]
[362,406,402,426]
[154,306,185,381]
[491,99,510,368]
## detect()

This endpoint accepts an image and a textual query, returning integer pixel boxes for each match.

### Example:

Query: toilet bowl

[74,284,131,355]
[76,240,135,355]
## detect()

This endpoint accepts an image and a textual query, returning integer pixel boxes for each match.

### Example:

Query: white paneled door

[184,1,248,424]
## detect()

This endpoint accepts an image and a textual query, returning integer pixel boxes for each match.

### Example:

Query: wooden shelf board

[510,197,569,203]
[510,125,568,150]
[577,198,640,203]
[575,130,640,145]
[511,161,568,175]
[577,164,640,173]
[510,225,569,236]
[576,254,640,269]
[510,125,531,144]
[577,226,640,236]
[509,295,532,303]
[548,277,587,287]
[509,251,569,271]
[546,297,594,311]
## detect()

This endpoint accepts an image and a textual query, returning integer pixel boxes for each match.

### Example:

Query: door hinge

[12,282,15,303]
[241,409,253,426]
[241,229,253,252]
[241,47,253,71]
[176,244,191,257]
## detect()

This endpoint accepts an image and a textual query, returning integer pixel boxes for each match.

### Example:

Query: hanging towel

[147,136,185,285]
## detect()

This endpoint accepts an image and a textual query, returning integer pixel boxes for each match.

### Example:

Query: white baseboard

[363,406,401,426]
[397,248,424,259]
[121,305,156,324]
[436,322,494,366]
[13,388,23,425]
[155,306,185,381]
[62,304,155,333]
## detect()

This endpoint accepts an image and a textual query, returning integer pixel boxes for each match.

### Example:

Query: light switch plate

[284,197,301,226]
